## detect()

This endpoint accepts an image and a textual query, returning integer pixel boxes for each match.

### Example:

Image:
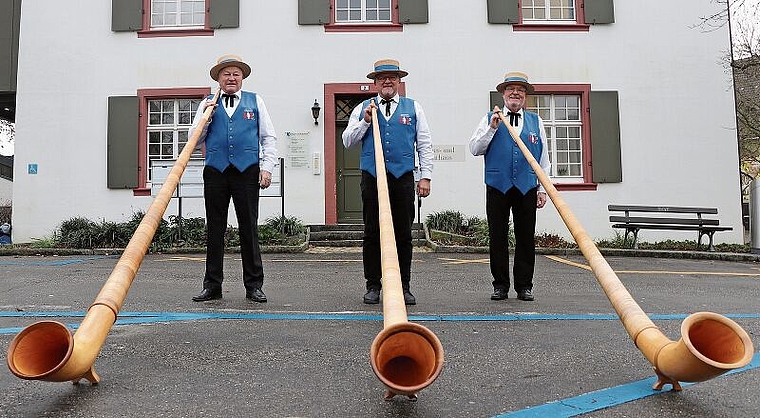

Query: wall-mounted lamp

[311,99,321,125]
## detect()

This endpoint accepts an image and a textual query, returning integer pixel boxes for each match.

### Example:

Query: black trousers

[486,185,538,292]
[361,170,415,291]
[202,164,263,292]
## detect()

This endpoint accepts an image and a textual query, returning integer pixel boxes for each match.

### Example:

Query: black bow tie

[380,99,393,116]
[507,111,521,127]
[222,93,236,108]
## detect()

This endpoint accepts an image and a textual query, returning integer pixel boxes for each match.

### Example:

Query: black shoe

[246,288,267,303]
[363,288,380,304]
[517,289,534,301]
[403,290,416,306]
[490,288,508,300]
[192,289,222,302]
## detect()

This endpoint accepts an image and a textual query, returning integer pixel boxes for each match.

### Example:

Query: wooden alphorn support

[6,90,222,384]
[367,102,444,400]
[494,107,753,390]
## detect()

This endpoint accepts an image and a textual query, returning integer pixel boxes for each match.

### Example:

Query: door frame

[323,82,406,224]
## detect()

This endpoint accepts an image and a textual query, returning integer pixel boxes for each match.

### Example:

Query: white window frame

[146,97,203,181]
[335,0,392,24]
[150,0,206,29]
[527,93,584,181]
[521,0,576,24]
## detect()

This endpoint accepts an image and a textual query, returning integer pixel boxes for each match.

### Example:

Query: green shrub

[51,213,306,250]
[258,216,307,245]
[426,210,500,246]
[426,210,467,234]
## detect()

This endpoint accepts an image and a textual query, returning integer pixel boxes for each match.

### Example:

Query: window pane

[350,10,361,20]
[367,10,377,20]
[379,10,390,20]
[556,127,568,140]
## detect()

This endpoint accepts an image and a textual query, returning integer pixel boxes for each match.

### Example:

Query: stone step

[309,238,428,248]
[309,230,426,242]
[307,224,427,247]
[309,224,364,232]
[309,223,424,233]
[309,230,364,241]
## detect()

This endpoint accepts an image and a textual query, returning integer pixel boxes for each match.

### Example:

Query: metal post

[750,179,760,254]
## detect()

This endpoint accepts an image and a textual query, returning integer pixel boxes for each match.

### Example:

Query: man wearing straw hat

[343,59,434,306]
[469,71,550,302]
[188,54,278,303]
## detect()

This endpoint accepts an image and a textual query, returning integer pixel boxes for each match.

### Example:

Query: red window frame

[133,87,211,196]
[325,0,403,33]
[138,0,214,38]
[513,0,590,32]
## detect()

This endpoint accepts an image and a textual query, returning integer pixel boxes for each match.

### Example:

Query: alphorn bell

[368,101,444,400]
[494,107,754,390]
[6,90,222,384]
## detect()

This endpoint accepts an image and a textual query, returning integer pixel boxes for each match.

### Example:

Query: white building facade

[10,0,743,245]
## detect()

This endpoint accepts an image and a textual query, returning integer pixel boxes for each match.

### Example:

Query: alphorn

[368,102,444,400]
[6,89,222,384]
[494,107,754,390]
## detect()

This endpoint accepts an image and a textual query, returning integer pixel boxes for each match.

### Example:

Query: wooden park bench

[608,205,733,252]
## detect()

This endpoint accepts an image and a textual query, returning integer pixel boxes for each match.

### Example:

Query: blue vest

[484,111,543,194]
[359,97,417,178]
[204,91,260,172]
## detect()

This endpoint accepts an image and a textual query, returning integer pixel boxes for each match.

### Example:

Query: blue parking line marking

[493,353,760,417]
[0,255,117,266]
[2,312,759,333]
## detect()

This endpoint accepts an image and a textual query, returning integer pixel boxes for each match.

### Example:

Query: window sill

[325,23,403,33]
[137,28,214,38]
[133,187,151,197]
[513,23,590,32]
[554,182,597,191]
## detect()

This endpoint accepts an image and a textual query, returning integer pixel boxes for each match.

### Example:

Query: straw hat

[366,59,409,79]
[209,54,251,81]
[496,71,534,93]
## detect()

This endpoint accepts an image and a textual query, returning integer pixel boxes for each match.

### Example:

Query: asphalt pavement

[1,248,758,417]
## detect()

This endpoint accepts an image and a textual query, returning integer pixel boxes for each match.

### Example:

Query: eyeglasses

[504,86,527,93]
[376,75,399,82]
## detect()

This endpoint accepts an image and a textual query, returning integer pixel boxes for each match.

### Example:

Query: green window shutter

[487,0,519,24]
[209,0,239,29]
[489,91,502,110]
[298,0,330,25]
[107,96,139,189]
[399,0,428,24]
[0,0,21,91]
[590,91,622,183]
[584,0,615,24]
[112,0,143,32]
